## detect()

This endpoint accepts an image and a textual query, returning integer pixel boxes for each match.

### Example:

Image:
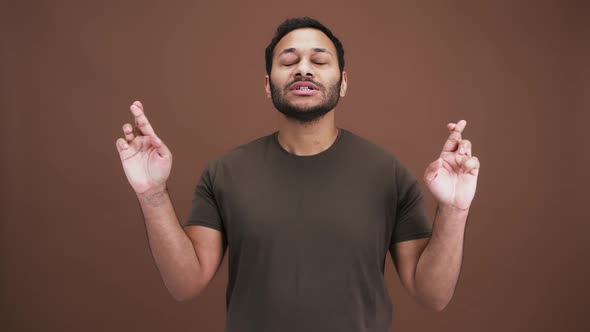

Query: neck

[276,110,339,156]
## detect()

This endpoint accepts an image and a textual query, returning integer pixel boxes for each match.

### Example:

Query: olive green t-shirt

[184,127,432,332]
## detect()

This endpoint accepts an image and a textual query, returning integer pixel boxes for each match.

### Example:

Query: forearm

[137,188,202,301]
[414,206,468,311]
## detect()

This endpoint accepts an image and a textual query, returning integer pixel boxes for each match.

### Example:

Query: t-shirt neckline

[272,127,344,160]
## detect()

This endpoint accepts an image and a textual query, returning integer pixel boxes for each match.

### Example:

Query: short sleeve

[390,159,432,244]
[183,161,225,233]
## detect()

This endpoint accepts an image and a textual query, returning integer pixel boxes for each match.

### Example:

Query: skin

[395,120,480,311]
[115,27,480,310]
[264,28,348,156]
[116,102,226,302]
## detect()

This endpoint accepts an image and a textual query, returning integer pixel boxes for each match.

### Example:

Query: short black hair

[265,17,345,76]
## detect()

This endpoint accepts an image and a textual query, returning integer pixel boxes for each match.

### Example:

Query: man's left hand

[424,120,480,211]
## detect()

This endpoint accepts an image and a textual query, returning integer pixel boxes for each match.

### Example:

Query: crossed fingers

[441,120,466,154]
[442,120,479,174]
[121,101,161,143]
[117,101,163,154]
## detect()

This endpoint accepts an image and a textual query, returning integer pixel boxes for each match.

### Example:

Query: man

[115,17,480,332]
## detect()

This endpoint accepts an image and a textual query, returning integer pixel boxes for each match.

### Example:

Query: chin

[288,100,322,110]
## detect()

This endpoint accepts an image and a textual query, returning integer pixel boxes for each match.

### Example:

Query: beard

[270,76,342,125]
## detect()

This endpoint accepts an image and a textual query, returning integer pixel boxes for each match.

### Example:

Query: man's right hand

[115,101,173,195]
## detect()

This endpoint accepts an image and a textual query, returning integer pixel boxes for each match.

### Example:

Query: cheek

[269,78,284,93]
[270,68,290,82]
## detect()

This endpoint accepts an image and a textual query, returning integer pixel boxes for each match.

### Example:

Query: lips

[289,82,319,91]
[289,81,320,96]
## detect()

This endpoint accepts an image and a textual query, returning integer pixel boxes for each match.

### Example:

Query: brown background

[1,0,588,331]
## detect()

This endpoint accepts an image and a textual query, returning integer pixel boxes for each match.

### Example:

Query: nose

[294,58,313,78]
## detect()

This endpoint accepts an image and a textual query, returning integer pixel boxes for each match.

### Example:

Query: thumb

[424,158,443,182]
[151,136,171,158]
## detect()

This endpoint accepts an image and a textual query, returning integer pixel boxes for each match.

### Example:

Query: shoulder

[202,131,274,174]
[220,132,271,161]
[341,128,418,183]
[341,128,403,166]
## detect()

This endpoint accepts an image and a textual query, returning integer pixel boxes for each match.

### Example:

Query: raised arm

[393,120,480,311]
[115,101,226,301]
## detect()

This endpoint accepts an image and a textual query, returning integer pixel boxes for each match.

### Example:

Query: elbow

[412,280,455,312]
[168,281,204,303]
[172,291,193,302]
[430,300,449,312]
[417,300,445,312]
[414,289,452,312]
[171,287,201,302]
[165,268,208,302]
[418,299,448,312]
[422,295,452,312]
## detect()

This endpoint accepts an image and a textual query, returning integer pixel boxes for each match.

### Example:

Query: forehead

[274,28,336,56]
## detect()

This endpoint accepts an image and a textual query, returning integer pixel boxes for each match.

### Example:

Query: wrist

[437,204,469,217]
[137,186,169,206]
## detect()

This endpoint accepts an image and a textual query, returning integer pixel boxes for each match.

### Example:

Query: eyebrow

[278,48,333,56]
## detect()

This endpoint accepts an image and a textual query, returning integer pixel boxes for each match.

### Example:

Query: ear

[264,75,271,98]
[339,71,348,97]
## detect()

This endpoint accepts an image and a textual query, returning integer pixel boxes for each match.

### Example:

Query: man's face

[265,28,348,124]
